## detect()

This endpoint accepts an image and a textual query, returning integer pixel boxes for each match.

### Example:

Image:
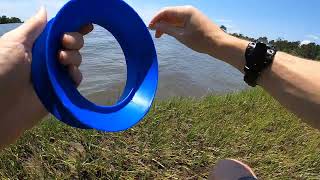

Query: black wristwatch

[244,42,277,87]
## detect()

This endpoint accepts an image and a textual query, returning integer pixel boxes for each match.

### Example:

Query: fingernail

[149,23,155,29]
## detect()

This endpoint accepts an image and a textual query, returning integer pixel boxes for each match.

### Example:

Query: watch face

[256,42,268,54]
[244,41,276,87]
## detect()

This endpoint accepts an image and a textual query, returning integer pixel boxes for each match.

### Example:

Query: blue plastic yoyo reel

[32,0,158,132]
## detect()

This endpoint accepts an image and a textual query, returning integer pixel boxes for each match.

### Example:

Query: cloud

[224,24,234,29]
[300,34,320,45]
[300,40,312,45]
[215,19,241,34]
[215,19,233,23]
[229,29,241,34]
[306,34,319,40]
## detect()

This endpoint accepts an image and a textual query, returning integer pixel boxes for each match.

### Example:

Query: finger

[154,21,184,39]
[14,7,47,47]
[68,66,83,86]
[62,32,84,50]
[58,50,82,67]
[149,6,191,28]
[155,30,164,38]
[79,24,94,35]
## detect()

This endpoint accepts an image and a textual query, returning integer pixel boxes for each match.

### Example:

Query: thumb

[154,22,184,39]
[15,7,47,47]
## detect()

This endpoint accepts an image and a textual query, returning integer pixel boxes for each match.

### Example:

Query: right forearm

[211,36,320,129]
[209,34,248,72]
[259,52,320,129]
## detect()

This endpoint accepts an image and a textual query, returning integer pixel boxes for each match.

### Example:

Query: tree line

[220,25,320,60]
[0,16,22,24]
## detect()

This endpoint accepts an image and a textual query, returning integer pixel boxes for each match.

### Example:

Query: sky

[1,0,320,44]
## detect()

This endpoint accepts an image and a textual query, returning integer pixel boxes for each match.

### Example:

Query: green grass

[0,88,319,179]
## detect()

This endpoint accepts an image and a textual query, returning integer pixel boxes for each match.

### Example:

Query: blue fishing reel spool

[32,0,158,132]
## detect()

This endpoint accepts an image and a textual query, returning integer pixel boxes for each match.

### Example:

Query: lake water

[0,23,247,104]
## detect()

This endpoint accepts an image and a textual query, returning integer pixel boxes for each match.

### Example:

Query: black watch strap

[244,42,277,87]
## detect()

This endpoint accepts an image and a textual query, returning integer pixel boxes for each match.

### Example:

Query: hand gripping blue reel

[31,0,158,132]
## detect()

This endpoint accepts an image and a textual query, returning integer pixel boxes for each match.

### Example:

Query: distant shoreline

[0,16,23,24]
[0,22,22,25]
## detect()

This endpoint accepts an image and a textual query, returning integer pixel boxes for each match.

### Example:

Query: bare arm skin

[150,6,320,129]
[0,8,93,148]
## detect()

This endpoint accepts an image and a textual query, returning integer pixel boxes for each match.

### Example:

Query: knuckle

[159,7,169,14]
[14,43,26,53]
[63,32,84,49]
[184,5,195,10]
[63,33,71,41]
[72,33,84,48]
[16,44,28,60]
[160,7,170,11]
[184,5,197,12]
[9,42,26,58]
